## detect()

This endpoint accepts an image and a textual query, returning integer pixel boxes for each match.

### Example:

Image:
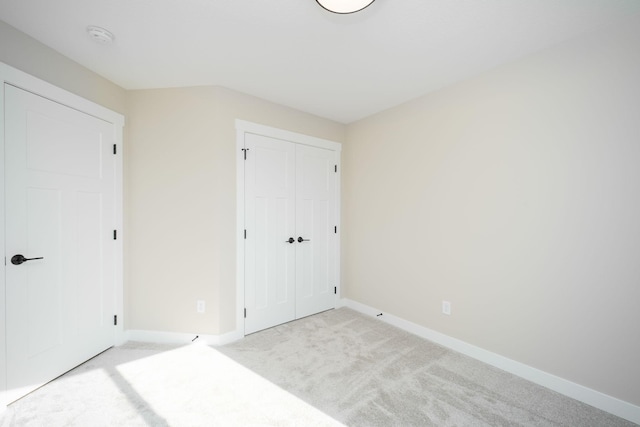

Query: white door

[244,133,337,334]
[244,133,297,334]
[295,144,337,318]
[5,84,116,401]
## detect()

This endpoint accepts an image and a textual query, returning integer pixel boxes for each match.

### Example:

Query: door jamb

[235,120,341,338]
[0,62,125,408]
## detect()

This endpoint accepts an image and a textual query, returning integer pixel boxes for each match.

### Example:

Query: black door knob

[285,237,295,244]
[11,254,44,265]
[297,237,310,243]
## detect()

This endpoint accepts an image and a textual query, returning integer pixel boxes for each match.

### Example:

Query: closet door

[244,133,296,335]
[243,133,337,335]
[295,144,337,318]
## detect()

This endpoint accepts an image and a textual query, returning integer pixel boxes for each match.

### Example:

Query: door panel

[5,84,115,402]
[26,110,102,178]
[295,144,336,318]
[25,188,62,357]
[76,192,105,334]
[244,134,296,334]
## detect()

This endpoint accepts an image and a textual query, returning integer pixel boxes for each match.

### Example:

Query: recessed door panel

[25,188,62,357]
[26,110,102,178]
[76,191,105,335]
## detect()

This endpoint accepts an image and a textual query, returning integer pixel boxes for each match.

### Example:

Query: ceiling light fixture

[86,26,114,44]
[316,0,375,14]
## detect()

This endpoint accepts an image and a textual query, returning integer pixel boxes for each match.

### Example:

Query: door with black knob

[243,132,338,334]
[244,133,296,334]
[295,143,337,319]
[4,84,118,403]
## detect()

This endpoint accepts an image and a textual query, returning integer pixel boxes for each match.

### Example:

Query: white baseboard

[341,298,640,425]
[125,329,242,347]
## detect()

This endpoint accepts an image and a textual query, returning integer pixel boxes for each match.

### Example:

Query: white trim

[0,61,125,406]
[113,102,125,347]
[125,329,242,347]
[235,126,246,338]
[341,298,640,425]
[235,119,342,338]
[334,153,342,299]
[236,120,342,152]
[0,66,7,409]
[0,63,124,127]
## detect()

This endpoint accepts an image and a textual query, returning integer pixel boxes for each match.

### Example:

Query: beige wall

[0,20,127,114]
[343,16,640,406]
[126,86,345,334]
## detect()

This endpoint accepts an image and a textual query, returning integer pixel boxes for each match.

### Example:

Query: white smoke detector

[86,26,114,44]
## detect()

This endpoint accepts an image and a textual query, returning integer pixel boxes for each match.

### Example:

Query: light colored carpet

[218,308,635,427]
[1,342,342,426]
[0,307,635,426]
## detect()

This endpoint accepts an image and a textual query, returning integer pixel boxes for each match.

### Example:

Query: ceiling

[1,0,639,123]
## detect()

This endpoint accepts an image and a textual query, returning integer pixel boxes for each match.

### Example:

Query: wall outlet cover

[197,300,206,313]
[442,301,451,315]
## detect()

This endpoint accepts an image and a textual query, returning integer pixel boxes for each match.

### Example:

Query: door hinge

[334,287,337,295]
[113,144,117,155]
[334,226,337,234]
[114,315,118,326]
[244,229,247,239]
[244,308,247,318]
[242,148,249,160]
[113,230,117,240]
[334,165,337,173]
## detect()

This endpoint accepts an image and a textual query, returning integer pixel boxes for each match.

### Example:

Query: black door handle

[11,254,44,265]
[285,237,295,244]
[297,237,310,243]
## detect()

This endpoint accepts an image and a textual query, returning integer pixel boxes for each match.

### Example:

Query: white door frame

[0,62,125,407]
[235,120,341,337]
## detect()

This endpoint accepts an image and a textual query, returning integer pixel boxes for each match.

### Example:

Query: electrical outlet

[442,300,451,315]
[197,300,205,314]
